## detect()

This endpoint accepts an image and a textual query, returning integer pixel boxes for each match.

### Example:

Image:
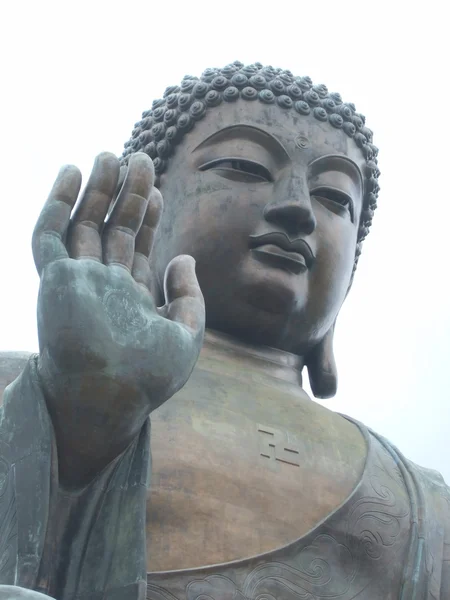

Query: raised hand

[32,153,205,486]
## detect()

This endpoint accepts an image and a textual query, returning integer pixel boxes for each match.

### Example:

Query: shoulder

[407,459,450,537]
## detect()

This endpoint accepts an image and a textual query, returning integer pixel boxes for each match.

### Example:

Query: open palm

[32,152,205,486]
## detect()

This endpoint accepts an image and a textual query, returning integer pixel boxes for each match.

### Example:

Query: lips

[249,232,315,274]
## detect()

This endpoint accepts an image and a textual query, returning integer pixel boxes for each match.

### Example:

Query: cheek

[163,173,268,260]
[311,215,357,322]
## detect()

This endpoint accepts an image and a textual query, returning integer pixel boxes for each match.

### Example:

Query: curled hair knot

[221,65,237,78]
[329,113,344,129]
[157,139,172,158]
[223,86,239,102]
[241,65,259,76]
[304,90,321,106]
[144,141,157,159]
[287,84,302,100]
[164,109,178,126]
[241,87,258,100]
[139,130,152,145]
[231,72,248,88]
[297,76,312,91]
[201,68,219,82]
[249,74,267,90]
[269,78,286,95]
[181,79,196,93]
[151,123,166,141]
[192,82,209,98]
[153,157,166,174]
[178,93,193,110]
[163,85,180,97]
[294,100,311,115]
[140,117,153,131]
[352,115,364,130]
[313,83,328,98]
[329,92,343,105]
[313,106,328,121]
[259,89,275,104]
[277,95,293,109]
[279,71,294,84]
[211,75,229,91]
[189,101,207,121]
[322,98,336,113]
[204,90,222,107]
[165,94,179,109]
[165,126,179,142]
[152,107,166,122]
[177,112,194,132]
[354,132,367,147]
[343,121,356,137]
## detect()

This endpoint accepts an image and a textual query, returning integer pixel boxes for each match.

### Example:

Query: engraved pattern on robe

[145,423,450,599]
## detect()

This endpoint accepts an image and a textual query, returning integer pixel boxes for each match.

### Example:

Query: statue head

[121,61,380,398]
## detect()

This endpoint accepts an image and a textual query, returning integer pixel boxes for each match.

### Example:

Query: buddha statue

[0,61,448,600]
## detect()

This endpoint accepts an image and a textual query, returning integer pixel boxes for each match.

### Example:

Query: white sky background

[0,1,449,481]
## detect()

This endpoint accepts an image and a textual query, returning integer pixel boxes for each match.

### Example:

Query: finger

[132,188,163,288]
[114,165,128,205]
[105,164,128,220]
[68,152,120,261]
[134,188,163,257]
[32,165,82,275]
[164,255,205,336]
[103,153,154,271]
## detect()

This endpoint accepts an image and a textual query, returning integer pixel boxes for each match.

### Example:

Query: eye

[199,158,272,183]
[311,187,354,220]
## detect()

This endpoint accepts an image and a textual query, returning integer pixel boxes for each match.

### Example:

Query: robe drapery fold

[0,357,150,600]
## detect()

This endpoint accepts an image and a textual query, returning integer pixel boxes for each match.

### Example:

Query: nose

[263,176,316,236]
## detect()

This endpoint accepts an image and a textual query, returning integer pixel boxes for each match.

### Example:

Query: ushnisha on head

[121,61,380,271]
[120,61,380,399]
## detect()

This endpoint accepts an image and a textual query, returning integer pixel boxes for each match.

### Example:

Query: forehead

[173,99,366,173]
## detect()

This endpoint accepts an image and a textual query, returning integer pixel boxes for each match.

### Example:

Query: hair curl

[121,61,380,271]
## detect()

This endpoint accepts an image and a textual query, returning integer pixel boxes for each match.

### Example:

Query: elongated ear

[306,324,337,399]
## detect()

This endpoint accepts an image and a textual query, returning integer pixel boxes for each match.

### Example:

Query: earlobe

[306,325,337,399]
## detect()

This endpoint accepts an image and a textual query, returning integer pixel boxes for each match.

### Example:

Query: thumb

[163,255,205,336]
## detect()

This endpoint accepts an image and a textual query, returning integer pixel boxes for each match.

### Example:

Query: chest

[145,362,366,571]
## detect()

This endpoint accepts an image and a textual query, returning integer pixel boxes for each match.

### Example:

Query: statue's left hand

[31,153,205,486]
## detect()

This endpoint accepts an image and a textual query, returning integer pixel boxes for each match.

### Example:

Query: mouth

[249,232,315,275]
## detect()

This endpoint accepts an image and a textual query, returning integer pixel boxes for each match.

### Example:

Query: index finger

[32,165,82,275]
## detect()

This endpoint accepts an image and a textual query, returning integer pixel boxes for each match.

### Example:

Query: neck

[202,328,305,388]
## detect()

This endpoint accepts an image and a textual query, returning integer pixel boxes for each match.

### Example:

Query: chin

[241,256,307,316]
[201,257,310,349]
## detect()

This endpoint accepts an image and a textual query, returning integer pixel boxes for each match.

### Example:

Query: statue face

[154,100,365,354]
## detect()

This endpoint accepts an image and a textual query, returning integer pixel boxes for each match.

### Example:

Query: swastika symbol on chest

[258,424,300,467]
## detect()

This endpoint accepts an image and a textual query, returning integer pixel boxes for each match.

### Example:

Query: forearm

[37,359,151,488]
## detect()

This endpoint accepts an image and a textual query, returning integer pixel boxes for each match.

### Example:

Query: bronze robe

[0,357,150,600]
[146,422,450,599]
[0,354,449,599]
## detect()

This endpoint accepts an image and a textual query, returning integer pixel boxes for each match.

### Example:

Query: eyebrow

[192,124,291,164]
[308,154,363,188]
